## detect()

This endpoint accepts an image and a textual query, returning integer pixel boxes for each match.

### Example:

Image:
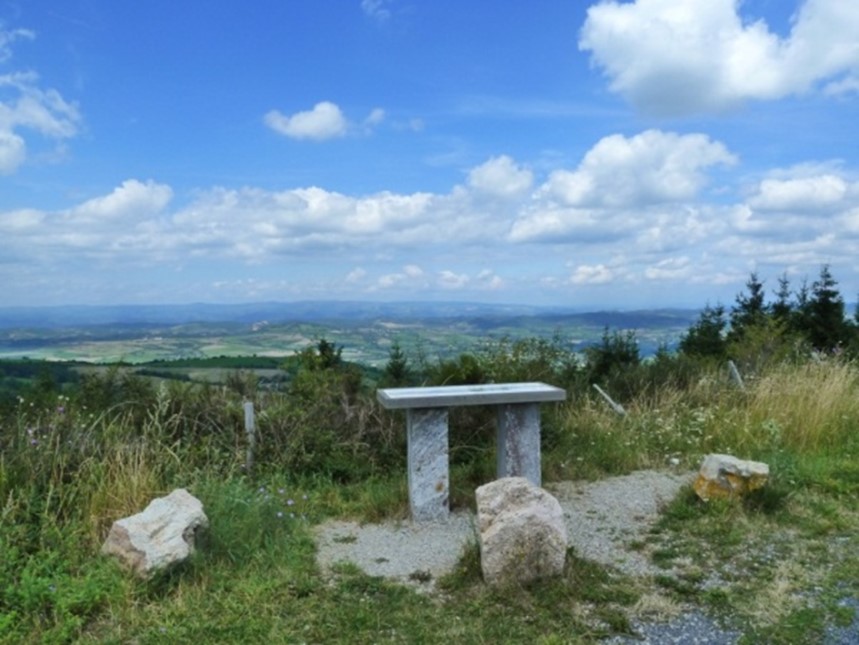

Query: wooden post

[592,383,626,416]
[727,360,745,391]
[243,400,256,473]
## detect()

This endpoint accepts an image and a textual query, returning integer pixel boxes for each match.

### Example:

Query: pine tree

[382,341,410,387]
[679,303,727,359]
[728,272,767,343]
[771,273,793,323]
[806,265,849,352]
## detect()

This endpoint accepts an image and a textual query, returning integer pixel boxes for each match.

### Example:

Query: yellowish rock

[693,453,769,501]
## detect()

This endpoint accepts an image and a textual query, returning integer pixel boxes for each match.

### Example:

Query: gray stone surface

[377,382,566,409]
[476,477,567,586]
[407,407,449,521]
[101,488,208,578]
[496,402,541,486]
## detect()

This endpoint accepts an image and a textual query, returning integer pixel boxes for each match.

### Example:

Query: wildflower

[302,494,308,501]
[276,511,284,519]
[278,488,285,495]
[287,499,295,506]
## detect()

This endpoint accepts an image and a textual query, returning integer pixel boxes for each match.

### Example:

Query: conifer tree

[728,272,767,343]
[679,303,727,359]
[806,265,850,352]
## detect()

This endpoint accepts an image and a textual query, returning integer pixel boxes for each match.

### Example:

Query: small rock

[101,488,208,577]
[693,454,769,501]
[476,477,567,586]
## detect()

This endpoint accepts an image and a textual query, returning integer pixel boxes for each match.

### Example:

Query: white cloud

[365,107,385,126]
[510,130,735,243]
[570,264,614,285]
[644,257,692,281]
[0,24,34,63]
[0,68,81,174]
[0,129,25,173]
[5,139,859,307]
[264,101,348,141]
[580,0,859,115]
[362,0,393,22]
[376,265,427,289]
[540,130,735,208]
[346,267,367,283]
[71,179,173,221]
[748,175,850,212]
[438,270,469,289]
[467,155,533,198]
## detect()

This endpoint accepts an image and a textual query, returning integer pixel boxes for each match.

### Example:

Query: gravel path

[315,470,693,586]
[313,470,858,643]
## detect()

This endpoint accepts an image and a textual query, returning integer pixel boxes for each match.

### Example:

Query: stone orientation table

[377,382,567,522]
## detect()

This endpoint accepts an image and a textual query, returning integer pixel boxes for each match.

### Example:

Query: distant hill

[0,301,698,329]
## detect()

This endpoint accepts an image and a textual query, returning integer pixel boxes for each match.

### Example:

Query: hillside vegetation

[1,267,859,643]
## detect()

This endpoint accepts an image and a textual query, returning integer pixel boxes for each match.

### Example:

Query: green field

[0,310,696,366]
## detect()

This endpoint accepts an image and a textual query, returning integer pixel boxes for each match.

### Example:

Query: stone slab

[377,382,566,410]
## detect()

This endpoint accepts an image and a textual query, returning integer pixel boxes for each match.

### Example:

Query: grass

[2,355,859,642]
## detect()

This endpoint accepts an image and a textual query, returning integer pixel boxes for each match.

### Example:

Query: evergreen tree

[806,265,850,352]
[728,272,767,343]
[771,273,793,323]
[381,341,411,387]
[679,303,727,359]
[585,328,640,383]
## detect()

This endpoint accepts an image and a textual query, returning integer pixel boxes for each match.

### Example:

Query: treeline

[680,265,858,362]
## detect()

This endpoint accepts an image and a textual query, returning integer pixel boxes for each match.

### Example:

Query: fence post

[592,383,626,416]
[243,400,256,473]
[727,360,745,391]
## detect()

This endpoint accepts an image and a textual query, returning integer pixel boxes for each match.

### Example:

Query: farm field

[0,305,698,366]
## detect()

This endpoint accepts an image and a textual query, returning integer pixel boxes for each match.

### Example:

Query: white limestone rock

[101,488,208,578]
[475,477,567,586]
[693,453,769,501]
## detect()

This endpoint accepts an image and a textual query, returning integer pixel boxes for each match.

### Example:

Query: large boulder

[101,488,208,578]
[693,454,769,501]
[475,477,567,586]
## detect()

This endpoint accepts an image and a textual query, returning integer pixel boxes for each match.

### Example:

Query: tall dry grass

[546,358,859,479]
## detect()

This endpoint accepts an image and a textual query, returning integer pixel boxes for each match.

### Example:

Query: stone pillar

[407,408,449,521]
[496,403,541,487]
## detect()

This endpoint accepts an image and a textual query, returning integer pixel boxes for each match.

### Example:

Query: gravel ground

[315,470,693,586]
[313,469,858,642]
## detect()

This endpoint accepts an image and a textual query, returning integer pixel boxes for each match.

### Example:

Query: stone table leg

[496,403,541,486]
[407,407,449,521]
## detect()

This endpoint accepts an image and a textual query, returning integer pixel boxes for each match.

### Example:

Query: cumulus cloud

[0,68,81,173]
[748,175,851,212]
[71,179,173,221]
[264,102,388,140]
[510,130,735,243]
[570,264,614,285]
[6,135,859,305]
[264,101,348,140]
[468,155,533,198]
[540,130,736,208]
[579,0,859,115]
[438,269,469,289]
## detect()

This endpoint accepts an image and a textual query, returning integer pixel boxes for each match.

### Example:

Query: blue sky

[2,0,859,309]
